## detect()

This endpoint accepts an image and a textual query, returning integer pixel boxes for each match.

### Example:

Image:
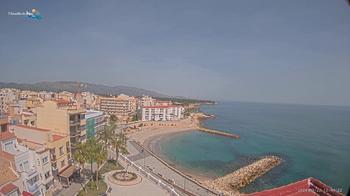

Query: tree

[73,143,87,173]
[95,145,107,190]
[109,114,118,123]
[110,132,127,164]
[84,138,100,178]
[99,122,116,150]
[73,143,88,192]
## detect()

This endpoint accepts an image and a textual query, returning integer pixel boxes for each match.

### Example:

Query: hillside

[0,81,168,97]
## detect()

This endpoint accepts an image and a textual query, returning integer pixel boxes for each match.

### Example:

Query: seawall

[205,156,282,195]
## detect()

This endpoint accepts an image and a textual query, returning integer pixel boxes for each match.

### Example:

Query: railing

[131,141,218,196]
[119,154,180,196]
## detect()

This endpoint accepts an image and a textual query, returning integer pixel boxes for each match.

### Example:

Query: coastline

[127,114,218,183]
[126,111,285,195]
[143,129,214,182]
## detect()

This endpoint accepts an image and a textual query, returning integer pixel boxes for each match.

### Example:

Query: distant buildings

[139,96,184,121]
[0,88,19,113]
[99,94,137,120]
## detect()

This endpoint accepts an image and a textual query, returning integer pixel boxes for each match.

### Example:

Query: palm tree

[99,122,115,149]
[95,145,107,190]
[85,138,100,178]
[110,132,127,164]
[73,143,87,174]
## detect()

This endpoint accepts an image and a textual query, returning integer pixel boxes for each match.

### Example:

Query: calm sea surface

[159,102,350,193]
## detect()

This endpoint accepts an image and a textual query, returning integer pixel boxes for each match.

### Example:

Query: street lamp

[141,149,146,168]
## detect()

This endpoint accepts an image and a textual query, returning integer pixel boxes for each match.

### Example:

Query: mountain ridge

[0,81,170,97]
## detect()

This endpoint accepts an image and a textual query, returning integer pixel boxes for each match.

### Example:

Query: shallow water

[159,102,350,193]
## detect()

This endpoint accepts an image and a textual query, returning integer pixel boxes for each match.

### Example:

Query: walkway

[104,170,168,196]
[126,140,218,196]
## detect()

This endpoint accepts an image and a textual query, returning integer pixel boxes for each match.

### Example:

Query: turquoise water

[159,102,350,193]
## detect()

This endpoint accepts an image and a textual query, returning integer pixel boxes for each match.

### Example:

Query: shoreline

[143,129,215,182]
[126,113,281,194]
[126,112,243,181]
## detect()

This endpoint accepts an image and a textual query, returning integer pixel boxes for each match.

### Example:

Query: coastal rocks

[205,156,282,196]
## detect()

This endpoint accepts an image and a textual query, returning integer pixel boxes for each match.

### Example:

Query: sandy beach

[127,114,216,182]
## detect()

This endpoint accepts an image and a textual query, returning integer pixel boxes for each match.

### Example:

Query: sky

[0,0,350,106]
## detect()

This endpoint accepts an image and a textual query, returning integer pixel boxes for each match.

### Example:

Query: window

[27,175,39,186]
[59,146,64,156]
[42,156,48,165]
[44,171,50,179]
[60,160,65,168]
[22,161,29,172]
[4,141,14,151]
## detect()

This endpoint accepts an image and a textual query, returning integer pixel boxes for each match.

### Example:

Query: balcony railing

[27,182,39,193]
[51,154,56,161]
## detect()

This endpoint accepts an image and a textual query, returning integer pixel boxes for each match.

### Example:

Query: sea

[158,102,350,194]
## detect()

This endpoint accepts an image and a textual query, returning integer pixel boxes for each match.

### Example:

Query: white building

[19,140,54,194]
[0,132,43,196]
[141,105,184,121]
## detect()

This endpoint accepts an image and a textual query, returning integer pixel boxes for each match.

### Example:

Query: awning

[58,165,78,178]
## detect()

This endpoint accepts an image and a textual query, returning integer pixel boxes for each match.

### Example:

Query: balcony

[80,119,86,126]
[50,154,56,162]
[27,182,39,193]
[69,120,80,125]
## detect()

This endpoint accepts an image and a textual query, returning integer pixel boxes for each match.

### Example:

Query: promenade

[126,140,219,196]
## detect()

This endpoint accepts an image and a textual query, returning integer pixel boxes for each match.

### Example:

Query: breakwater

[192,112,240,139]
[205,156,282,195]
[198,127,240,139]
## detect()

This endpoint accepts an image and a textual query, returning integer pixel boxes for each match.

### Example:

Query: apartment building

[141,105,184,121]
[36,100,86,153]
[139,96,172,107]
[18,139,54,194]
[85,110,107,139]
[0,132,42,196]
[99,94,136,119]
[11,125,71,176]
[0,134,20,196]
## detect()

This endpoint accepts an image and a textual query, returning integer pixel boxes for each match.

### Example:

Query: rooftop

[0,183,18,195]
[14,125,50,132]
[0,160,18,186]
[248,177,344,196]
[143,105,181,109]
[52,134,65,142]
[0,131,15,141]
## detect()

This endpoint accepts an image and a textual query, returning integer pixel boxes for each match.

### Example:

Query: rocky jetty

[191,112,240,139]
[205,156,282,195]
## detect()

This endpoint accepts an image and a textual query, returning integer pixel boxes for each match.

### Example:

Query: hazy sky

[1,0,350,106]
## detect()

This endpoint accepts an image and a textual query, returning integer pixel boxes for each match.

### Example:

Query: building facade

[0,132,42,196]
[36,100,86,153]
[85,110,106,139]
[99,94,136,120]
[141,105,184,121]
[10,125,71,175]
